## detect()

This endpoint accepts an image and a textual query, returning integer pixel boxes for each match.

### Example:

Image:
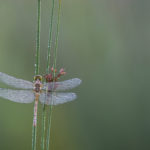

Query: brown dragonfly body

[33,75,42,126]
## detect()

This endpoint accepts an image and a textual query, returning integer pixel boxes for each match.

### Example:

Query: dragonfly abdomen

[33,94,39,126]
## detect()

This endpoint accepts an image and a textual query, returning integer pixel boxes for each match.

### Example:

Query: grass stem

[41,0,55,150]
[46,1,62,150]
[41,104,46,150]
[53,0,61,71]
[35,0,41,75]
[47,0,55,74]
[32,0,41,150]
[46,105,53,150]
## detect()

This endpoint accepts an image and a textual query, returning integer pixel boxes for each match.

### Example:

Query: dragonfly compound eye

[34,75,42,81]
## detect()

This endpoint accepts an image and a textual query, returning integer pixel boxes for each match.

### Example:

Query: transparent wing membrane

[40,92,77,105]
[0,73,81,105]
[43,78,81,91]
[0,72,33,89]
[0,88,34,103]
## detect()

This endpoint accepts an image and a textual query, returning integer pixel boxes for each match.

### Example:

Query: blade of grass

[41,0,55,150]
[46,1,62,150]
[53,0,61,71]
[32,0,41,150]
[41,104,46,150]
[35,0,41,75]
[47,0,55,74]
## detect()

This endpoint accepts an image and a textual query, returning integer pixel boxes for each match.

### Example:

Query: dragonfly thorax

[34,75,42,93]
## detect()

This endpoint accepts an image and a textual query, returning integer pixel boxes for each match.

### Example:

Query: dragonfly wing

[0,72,33,89]
[40,92,77,105]
[43,78,81,91]
[0,88,34,103]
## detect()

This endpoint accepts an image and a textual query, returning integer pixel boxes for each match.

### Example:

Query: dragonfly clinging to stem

[0,70,81,126]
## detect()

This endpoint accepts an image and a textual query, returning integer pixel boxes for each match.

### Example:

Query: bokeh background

[0,0,150,150]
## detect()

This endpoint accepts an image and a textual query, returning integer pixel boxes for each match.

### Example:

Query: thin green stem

[32,0,41,150]
[46,105,53,150]
[53,0,61,71]
[47,0,55,74]
[41,104,46,150]
[46,1,62,150]
[35,0,41,75]
[41,0,55,150]
[32,125,37,150]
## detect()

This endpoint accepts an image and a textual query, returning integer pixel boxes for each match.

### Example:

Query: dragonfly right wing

[0,72,33,89]
[43,78,82,91]
[40,92,77,105]
[0,88,34,103]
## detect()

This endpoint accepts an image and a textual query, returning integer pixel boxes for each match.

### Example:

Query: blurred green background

[0,0,150,150]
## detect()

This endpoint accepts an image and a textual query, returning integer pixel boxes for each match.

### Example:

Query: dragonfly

[0,72,81,126]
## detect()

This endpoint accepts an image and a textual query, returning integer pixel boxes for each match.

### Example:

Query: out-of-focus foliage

[0,0,150,150]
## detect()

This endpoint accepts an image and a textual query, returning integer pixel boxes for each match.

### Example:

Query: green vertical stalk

[47,0,55,74]
[32,125,37,150]
[53,0,61,71]
[35,0,41,75]
[46,104,53,150]
[41,104,46,150]
[46,1,62,150]
[32,0,41,150]
[41,0,55,150]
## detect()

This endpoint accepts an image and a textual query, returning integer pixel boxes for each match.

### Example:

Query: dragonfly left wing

[0,88,34,103]
[0,72,33,89]
[40,92,77,105]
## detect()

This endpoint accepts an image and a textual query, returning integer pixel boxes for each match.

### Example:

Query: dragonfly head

[34,75,42,82]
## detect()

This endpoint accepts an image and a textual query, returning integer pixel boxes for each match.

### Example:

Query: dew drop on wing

[0,88,34,103]
[0,72,33,89]
[42,78,82,91]
[39,92,77,105]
